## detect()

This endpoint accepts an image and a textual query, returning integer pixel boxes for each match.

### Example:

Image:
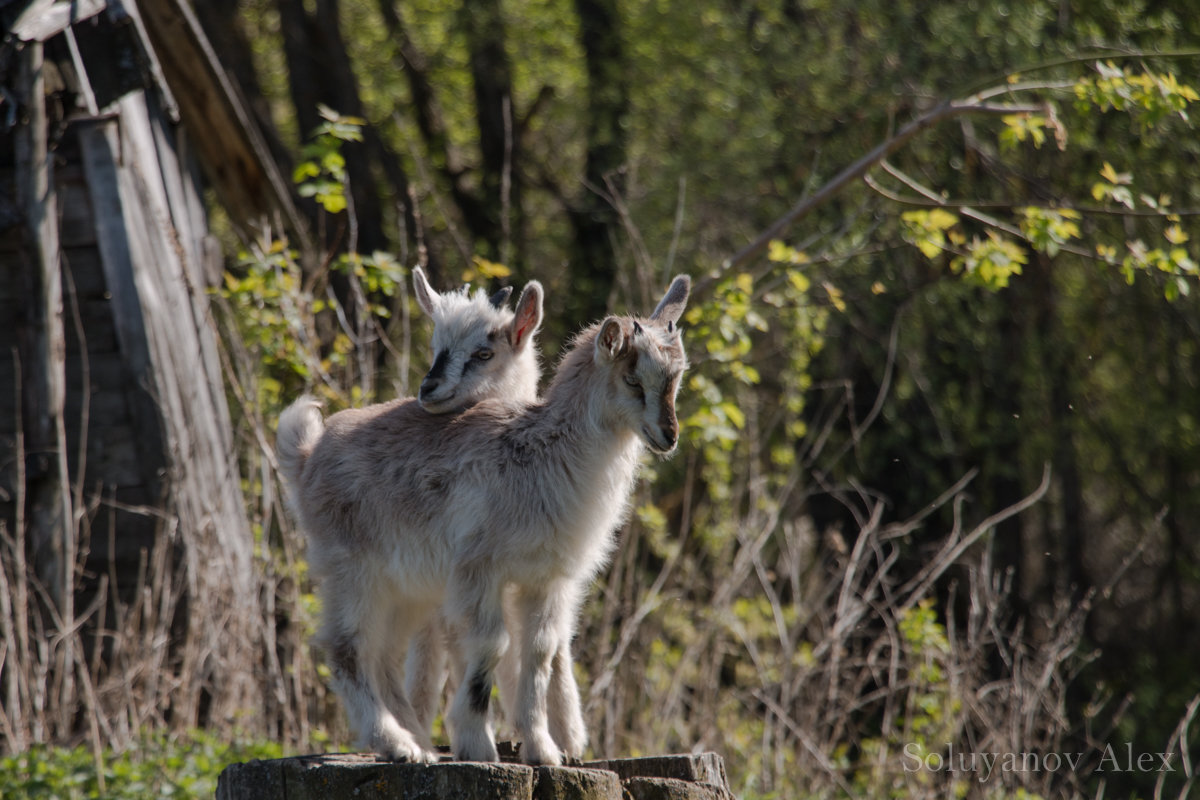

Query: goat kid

[411,265,543,412]
[278,266,542,516]
[406,267,553,747]
[411,268,611,761]
[277,275,690,766]
[281,265,544,751]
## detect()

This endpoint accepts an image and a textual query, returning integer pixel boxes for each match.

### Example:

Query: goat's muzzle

[419,376,441,398]
[642,421,679,454]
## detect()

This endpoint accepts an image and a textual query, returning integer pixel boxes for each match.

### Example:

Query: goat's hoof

[452,730,500,763]
[374,733,437,764]
[520,734,563,767]
[553,729,587,762]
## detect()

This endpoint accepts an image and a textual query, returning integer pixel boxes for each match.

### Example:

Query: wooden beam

[14,41,75,614]
[131,0,313,254]
[9,0,107,43]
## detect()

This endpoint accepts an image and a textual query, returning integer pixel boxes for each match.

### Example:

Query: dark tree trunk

[377,0,481,282]
[461,0,519,264]
[571,0,629,321]
[277,0,386,254]
[275,0,428,325]
[1030,253,1087,603]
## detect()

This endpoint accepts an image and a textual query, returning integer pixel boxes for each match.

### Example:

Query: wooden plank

[76,120,153,378]
[13,41,75,613]
[63,387,128,440]
[144,93,236,437]
[76,117,168,502]
[82,425,144,487]
[63,297,118,355]
[57,157,98,248]
[110,89,253,578]
[102,88,258,724]
[133,0,313,253]
[10,0,108,43]
[63,352,131,394]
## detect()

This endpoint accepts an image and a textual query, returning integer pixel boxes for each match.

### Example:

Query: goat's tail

[277,395,324,492]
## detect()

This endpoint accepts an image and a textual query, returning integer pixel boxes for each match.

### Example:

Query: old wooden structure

[1,0,306,736]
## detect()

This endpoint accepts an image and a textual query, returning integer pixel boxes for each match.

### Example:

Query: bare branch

[716,98,1048,284]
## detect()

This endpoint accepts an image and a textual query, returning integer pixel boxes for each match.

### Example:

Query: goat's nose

[420,376,439,396]
[662,425,678,449]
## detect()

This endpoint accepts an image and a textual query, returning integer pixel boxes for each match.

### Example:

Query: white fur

[276,276,691,765]
[406,267,543,746]
[412,266,542,412]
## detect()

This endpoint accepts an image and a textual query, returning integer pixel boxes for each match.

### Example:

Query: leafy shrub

[0,731,282,800]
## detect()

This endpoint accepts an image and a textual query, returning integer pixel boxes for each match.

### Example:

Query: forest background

[6,0,1200,798]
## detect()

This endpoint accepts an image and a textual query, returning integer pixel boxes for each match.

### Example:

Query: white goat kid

[277,275,691,766]
[410,265,543,412]
[405,266,550,747]
[278,265,542,759]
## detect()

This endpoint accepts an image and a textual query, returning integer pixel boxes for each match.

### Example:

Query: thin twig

[717,99,1047,280]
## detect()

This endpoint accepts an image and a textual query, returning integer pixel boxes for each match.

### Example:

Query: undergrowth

[0,730,282,799]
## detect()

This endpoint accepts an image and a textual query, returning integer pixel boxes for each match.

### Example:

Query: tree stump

[215,748,733,800]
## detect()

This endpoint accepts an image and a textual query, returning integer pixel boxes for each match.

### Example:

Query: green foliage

[293,105,365,214]
[1090,160,1135,208]
[900,209,960,260]
[334,250,407,317]
[1075,61,1199,128]
[215,114,426,414]
[1019,207,1081,258]
[460,255,513,285]
[0,731,282,800]
[999,111,1057,151]
[681,272,765,456]
[885,66,1199,299]
[215,242,344,411]
[950,232,1028,289]
[901,211,1027,289]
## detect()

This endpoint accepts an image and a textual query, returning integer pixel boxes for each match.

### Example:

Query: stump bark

[216,749,733,800]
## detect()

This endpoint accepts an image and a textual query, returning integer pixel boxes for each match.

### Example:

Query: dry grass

[3,253,1196,800]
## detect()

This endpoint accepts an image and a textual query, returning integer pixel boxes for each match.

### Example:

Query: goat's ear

[649,274,691,326]
[413,266,439,316]
[595,317,630,362]
[489,286,513,309]
[511,280,544,350]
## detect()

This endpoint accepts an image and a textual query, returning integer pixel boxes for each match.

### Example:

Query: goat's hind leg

[319,573,436,763]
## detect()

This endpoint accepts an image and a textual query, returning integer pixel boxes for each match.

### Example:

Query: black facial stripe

[426,350,450,382]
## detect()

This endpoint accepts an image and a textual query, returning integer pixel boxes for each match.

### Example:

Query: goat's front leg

[446,567,508,762]
[514,579,579,766]
[547,638,588,760]
[543,578,587,760]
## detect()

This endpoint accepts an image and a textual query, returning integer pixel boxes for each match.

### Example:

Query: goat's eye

[623,374,641,389]
[473,348,494,361]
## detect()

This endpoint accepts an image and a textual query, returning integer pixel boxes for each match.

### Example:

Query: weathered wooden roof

[7,0,312,249]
